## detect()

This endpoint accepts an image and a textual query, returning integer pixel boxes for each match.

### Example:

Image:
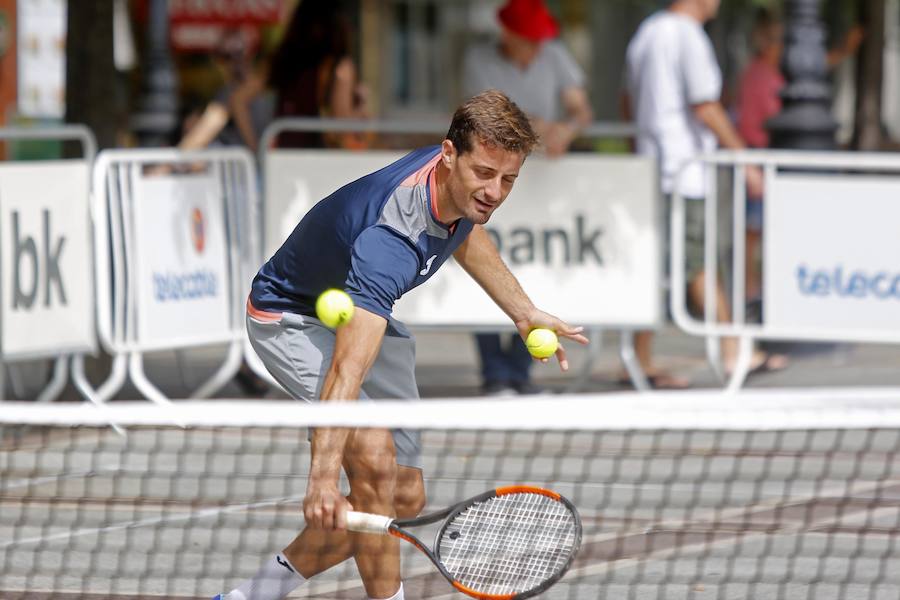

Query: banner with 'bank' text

[265,151,661,328]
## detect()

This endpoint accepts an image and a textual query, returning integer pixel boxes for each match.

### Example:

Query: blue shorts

[746,199,763,233]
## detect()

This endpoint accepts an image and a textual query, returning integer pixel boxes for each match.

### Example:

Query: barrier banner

[0,161,94,357]
[132,170,230,346]
[765,173,900,334]
[266,151,661,327]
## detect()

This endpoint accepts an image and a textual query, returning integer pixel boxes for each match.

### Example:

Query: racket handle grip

[346,511,393,534]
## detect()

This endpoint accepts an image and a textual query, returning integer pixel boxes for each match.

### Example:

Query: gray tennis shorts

[246,310,422,469]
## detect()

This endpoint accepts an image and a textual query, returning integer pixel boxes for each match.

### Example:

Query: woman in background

[178,28,271,150]
[230,0,371,151]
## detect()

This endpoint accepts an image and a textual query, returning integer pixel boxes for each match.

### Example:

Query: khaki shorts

[666,195,706,281]
[246,310,422,469]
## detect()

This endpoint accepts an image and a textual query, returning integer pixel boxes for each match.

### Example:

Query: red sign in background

[135,0,286,51]
[168,0,284,25]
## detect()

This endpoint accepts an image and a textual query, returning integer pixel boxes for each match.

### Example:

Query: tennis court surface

[3,390,900,599]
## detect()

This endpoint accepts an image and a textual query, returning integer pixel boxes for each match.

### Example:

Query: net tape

[6,388,900,430]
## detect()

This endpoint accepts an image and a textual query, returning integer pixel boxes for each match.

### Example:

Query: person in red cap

[465,0,591,159]
[463,0,592,397]
[498,0,559,46]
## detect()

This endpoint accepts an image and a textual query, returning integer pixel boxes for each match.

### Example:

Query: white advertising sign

[265,151,401,259]
[266,151,661,327]
[0,161,94,357]
[765,173,900,336]
[132,171,231,346]
[17,0,67,118]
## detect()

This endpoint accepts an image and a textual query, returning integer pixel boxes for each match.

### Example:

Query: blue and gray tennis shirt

[249,146,474,330]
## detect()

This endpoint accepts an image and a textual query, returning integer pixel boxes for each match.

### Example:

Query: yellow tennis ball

[526,328,558,359]
[316,289,355,328]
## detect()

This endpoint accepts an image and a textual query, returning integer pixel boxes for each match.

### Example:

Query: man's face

[699,0,721,20]
[441,137,525,225]
[501,29,542,67]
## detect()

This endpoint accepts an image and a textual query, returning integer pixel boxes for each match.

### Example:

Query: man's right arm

[619,92,636,153]
[228,67,268,151]
[692,101,764,197]
[305,227,415,530]
[305,307,387,530]
[683,26,764,197]
[692,101,744,151]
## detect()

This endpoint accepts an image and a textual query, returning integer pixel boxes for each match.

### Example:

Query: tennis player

[215,90,589,600]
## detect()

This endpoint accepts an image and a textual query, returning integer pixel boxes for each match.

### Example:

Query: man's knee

[393,485,426,519]
[393,468,426,519]
[345,431,398,507]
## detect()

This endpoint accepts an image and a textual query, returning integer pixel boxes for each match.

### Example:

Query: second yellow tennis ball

[526,328,558,359]
[316,289,355,328]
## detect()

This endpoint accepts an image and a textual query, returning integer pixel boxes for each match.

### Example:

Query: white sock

[223,553,305,600]
[368,582,404,600]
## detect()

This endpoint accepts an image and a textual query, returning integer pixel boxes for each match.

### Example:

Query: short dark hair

[751,6,782,54]
[446,90,539,156]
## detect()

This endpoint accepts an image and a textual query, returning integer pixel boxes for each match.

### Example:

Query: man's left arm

[540,86,593,157]
[453,225,588,370]
[539,41,593,157]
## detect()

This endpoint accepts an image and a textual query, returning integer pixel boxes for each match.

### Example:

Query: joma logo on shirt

[419,254,438,276]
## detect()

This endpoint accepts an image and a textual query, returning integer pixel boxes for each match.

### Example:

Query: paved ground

[6,324,899,402]
[411,326,900,397]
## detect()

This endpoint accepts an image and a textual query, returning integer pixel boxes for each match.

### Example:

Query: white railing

[671,149,900,391]
[0,125,97,403]
[82,147,267,406]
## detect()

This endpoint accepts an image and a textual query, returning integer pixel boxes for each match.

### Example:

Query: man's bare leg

[745,229,762,301]
[688,270,787,373]
[282,433,426,596]
[617,330,689,388]
[220,446,425,600]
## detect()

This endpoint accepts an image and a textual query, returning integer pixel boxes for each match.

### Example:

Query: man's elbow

[327,358,368,395]
[581,106,594,127]
[691,100,720,119]
[573,102,593,127]
[334,358,367,382]
[619,94,632,122]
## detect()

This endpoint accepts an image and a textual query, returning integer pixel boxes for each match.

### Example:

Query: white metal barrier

[259,118,661,390]
[0,125,97,402]
[671,149,900,391]
[83,147,262,406]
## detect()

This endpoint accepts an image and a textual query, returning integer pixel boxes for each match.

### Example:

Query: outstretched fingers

[548,321,588,372]
[558,325,589,346]
[555,341,570,371]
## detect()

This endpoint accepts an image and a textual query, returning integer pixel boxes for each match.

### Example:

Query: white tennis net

[3,389,900,599]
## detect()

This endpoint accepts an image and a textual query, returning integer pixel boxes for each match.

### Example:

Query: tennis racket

[346,485,581,599]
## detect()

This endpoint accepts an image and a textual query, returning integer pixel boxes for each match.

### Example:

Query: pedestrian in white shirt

[620,0,786,387]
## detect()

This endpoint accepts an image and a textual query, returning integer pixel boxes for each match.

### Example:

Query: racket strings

[438,492,578,596]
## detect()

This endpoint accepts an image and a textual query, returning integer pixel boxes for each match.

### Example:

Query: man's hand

[542,122,577,158]
[303,478,354,530]
[513,309,589,371]
[745,165,764,199]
